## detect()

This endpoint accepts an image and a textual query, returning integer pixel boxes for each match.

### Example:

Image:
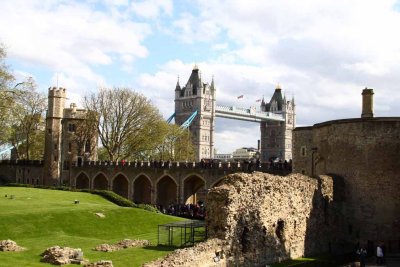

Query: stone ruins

[85,260,114,267]
[41,246,88,265]
[145,171,344,266]
[94,239,151,252]
[0,239,24,252]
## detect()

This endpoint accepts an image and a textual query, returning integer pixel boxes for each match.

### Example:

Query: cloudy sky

[1,0,400,153]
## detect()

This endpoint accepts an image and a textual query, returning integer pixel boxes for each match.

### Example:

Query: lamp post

[311,147,318,177]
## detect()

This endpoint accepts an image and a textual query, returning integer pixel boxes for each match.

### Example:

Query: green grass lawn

[0,187,184,267]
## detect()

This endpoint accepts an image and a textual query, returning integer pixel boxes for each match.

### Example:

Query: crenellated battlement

[48,87,67,98]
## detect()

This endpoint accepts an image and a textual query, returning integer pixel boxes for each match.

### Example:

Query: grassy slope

[0,187,183,267]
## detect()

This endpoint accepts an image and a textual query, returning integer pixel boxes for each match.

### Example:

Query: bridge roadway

[70,160,290,207]
[215,105,285,122]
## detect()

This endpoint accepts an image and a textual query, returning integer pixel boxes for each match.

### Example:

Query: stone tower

[174,66,216,161]
[361,88,374,118]
[260,85,295,162]
[43,87,66,186]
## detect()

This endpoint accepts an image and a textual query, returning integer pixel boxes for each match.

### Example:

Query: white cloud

[172,13,221,43]
[0,0,150,96]
[212,43,228,51]
[130,0,173,19]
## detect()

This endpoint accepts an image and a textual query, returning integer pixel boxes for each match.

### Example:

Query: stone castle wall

[293,117,400,253]
[0,161,43,185]
[207,172,342,265]
[144,172,344,267]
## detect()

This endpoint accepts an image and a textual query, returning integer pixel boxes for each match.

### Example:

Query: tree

[173,127,195,161]
[153,124,195,161]
[124,119,170,161]
[83,87,165,161]
[0,43,14,92]
[69,110,98,160]
[9,77,47,160]
[0,43,16,146]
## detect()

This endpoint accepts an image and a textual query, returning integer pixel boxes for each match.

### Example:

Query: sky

[1,0,400,154]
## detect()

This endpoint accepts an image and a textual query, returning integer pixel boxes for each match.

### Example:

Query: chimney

[361,88,374,118]
[70,103,77,113]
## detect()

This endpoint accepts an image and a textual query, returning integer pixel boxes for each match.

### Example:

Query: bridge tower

[260,85,295,162]
[43,87,66,186]
[174,66,216,161]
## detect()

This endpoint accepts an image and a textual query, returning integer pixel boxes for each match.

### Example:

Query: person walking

[377,244,384,265]
[357,246,367,267]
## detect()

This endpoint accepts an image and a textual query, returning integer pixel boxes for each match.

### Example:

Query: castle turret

[43,87,66,186]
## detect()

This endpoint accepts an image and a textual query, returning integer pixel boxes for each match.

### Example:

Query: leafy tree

[152,124,195,161]
[0,43,16,146]
[0,43,14,91]
[69,110,98,160]
[83,87,165,161]
[96,146,109,161]
[9,77,46,160]
[173,128,195,161]
[124,119,170,161]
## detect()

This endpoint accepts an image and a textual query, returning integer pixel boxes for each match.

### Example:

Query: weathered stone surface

[293,118,400,250]
[85,260,113,267]
[143,238,227,267]
[206,172,337,266]
[144,172,339,267]
[94,239,151,252]
[0,240,24,252]
[41,246,88,265]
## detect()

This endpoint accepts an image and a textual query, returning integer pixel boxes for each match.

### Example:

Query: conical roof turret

[210,75,215,91]
[269,84,284,111]
[175,76,181,91]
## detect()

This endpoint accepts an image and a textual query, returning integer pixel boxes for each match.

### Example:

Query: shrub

[137,204,161,213]
[90,190,138,208]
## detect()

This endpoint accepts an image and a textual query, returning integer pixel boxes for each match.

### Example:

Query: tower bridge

[215,105,285,122]
[173,66,295,162]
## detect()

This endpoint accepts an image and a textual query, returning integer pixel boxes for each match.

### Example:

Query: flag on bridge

[237,95,244,99]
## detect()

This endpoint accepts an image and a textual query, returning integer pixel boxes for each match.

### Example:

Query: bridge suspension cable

[0,144,15,155]
[166,112,176,123]
[180,110,198,129]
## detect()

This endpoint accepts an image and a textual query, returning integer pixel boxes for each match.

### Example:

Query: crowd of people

[119,158,293,171]
[158,202,206,220]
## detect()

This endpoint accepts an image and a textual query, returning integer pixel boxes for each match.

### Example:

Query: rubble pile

[41,246,88,265]
[94,239,151,252]
[0,240,24,252]
[143,238,226,267]
[84,260,113,267]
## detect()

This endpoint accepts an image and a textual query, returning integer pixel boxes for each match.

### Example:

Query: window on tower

[85,141,91,153]
[301,146,307,157]
[68,123,76,132]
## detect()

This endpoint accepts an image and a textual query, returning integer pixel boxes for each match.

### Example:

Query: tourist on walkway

[357,246,367,267]
[376,244,384,265]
